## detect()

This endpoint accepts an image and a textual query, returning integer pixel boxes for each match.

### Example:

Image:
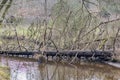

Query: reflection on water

[0,56,120,80]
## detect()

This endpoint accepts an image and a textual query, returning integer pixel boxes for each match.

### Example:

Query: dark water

[0,56,120,80]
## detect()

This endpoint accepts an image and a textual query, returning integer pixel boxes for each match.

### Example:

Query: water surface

[0,56,120,80]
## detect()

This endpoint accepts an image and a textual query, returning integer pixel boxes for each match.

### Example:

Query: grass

[0,66,10,80]
[0,25,28,37]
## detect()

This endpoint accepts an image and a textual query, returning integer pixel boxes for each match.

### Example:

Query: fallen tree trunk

[44,50,113,61]
[0,51,35,57]
[0,50,113,61]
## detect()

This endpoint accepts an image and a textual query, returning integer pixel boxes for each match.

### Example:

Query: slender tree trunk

[0,0,8,12]
[2,0,13,19]
[43,0,48,47]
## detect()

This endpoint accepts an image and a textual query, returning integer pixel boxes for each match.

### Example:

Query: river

[0,56,120,80]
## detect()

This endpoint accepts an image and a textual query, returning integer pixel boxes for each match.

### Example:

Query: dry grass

[0,66,10,80]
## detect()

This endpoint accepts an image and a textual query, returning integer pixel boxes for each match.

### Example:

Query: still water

[0,56,120,80]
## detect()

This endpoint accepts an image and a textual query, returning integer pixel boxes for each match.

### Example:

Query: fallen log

[0,51,35,57]
[0,50,113,61]
[44,50,113,61]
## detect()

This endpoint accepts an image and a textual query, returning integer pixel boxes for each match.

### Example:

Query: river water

[0,56,120,80]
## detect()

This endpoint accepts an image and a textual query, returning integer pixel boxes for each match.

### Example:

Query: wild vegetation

[0,0,120,54]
